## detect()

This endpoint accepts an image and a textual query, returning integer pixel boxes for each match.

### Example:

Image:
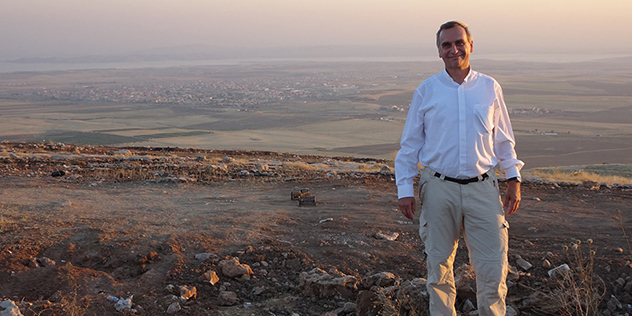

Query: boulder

[299,268,358,298]
[218,291,239,306]
[364,272,398,288]
[178,285,196,300]
[166,302,181,314]
[218,258,253,278]
[199,270,220,285]
[0,300,23,316]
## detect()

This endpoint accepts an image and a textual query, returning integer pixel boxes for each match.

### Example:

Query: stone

[542,259,552,269]
[461,299,476,313]
[506,305,518,316]
[51,170,66,177]
[364,272,397,288]
[396,278,428,312]
[548,264,570,278]
[218,291,239,306]
[178,285,197,300]
[218,258,253,278]
[0,300,23,316]
[200,270,220,285]
[516,258,533,271]
[617,278,627,287]
[525,291,561,314]
[252,286,265,295]
[114,296,133,312]
[166,302,181,314]
[299,268,358,298]
[355,290,380,316]
[455,264,476,302]
[342,302,356,313]
[374,231,399,241]
[607,295,622,312]
[194,253,217,261]
[38,257,56,267]
[507,265,520,282]
[112,149,132,155]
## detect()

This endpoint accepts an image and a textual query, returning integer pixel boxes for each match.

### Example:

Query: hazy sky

[2,0,631,59]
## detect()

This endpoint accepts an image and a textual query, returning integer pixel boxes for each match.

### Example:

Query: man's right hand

[398,197,416,220]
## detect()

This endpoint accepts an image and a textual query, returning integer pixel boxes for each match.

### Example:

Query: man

[394,21,523,316]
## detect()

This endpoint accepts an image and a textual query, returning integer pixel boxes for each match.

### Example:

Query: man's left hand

[503,180,521,215]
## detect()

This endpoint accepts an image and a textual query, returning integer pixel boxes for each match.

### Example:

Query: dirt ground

[1,143,632,315]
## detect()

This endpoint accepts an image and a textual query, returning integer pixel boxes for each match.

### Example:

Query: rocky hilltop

[0,142,631,316]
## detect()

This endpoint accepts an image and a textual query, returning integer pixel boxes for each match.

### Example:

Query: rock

[38,257,56,267]
[112,149,132,155]
[507,265,520,282]
[218,257,253,278]
[222,156,234,162]
[379,165,394,175]
[166,302,181,314]
[548,264,570,278]
[533,197,541,201]
[617,277,626,287]
[356,290,380,316]
[299,268,358,298]
[0,300,23,316]
[462,299,476,313]
[27,258,39,268]
[218,291,239,306]
[319,218,333,224]
[364,272,398,288]
[252,286,265,295]
[396,278,429,312]
[607,295,622,312]
[455,264,476,302]
[114,296,133,312]
[542,259,552,269]
[374,231,399,241]
[195,155,206,161]
[194,252,217,261]
[239,170,251,177]
[506,305,518,316]
[255,163,269,172]
[525,291,561,314]
[200,270,220,285]
[516,258,533,271]
[178,285,197,300]
[342,302,356,313]
[51,170,66,177]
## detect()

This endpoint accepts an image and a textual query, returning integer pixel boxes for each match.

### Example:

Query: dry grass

[524,167,632,185]
[554,239,606,316]
[281,161,326,171]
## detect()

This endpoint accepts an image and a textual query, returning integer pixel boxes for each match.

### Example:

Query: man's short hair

[436,21,472,48]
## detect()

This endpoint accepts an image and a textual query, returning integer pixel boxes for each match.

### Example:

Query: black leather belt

[434,172,489,184]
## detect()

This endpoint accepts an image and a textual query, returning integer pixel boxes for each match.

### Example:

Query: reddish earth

[0,142,631,315]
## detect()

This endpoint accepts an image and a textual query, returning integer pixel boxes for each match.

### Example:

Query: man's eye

[442,43,451,48]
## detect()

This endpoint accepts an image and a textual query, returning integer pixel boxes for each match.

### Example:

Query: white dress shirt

[395,69,524,199]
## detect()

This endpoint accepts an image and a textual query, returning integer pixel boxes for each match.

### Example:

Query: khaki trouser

[418,168,508,316]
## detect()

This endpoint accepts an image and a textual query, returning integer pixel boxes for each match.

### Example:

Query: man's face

[438,26,473,71]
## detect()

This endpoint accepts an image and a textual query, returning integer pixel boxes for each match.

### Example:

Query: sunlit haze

[1,0,631,60]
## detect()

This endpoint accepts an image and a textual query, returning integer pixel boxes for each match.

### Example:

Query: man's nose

[449,44,458,54]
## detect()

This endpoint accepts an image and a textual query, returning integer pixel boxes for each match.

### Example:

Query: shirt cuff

[397,184,415,200]
[505,166,521,180]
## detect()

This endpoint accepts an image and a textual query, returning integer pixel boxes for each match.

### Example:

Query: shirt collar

[441,68,475,86]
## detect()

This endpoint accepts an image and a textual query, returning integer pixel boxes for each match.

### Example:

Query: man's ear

[470,41,474,53]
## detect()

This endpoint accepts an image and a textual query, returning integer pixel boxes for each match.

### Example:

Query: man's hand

[503,181,521,215]
[398,197,416,220]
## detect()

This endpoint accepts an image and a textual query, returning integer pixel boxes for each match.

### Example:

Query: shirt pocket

[474,103,494,133]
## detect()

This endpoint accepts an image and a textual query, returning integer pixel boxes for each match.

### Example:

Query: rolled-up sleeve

[492,83,524,178]
[395,89,425,199]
